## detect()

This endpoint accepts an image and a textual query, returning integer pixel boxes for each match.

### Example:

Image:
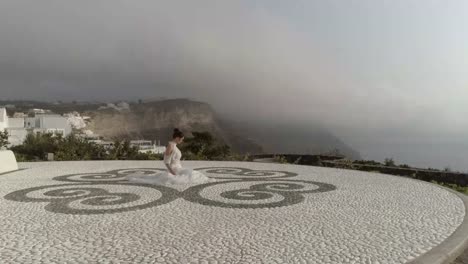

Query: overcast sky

[1,1,467,171]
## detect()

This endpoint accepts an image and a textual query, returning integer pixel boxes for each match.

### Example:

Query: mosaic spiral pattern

[195,167,298,179]
[4,167,336,214]
[4,183,178,215]
[182,179,336,209]
[53,168,166,183]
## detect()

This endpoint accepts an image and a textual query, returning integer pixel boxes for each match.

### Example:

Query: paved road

[0,161,466,263]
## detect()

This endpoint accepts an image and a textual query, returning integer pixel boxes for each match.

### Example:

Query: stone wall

[321,161,468,187]
[251,154,344,165]
[251,154,468,187]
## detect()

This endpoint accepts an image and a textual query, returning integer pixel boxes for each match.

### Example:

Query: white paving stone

[0,160,465,263]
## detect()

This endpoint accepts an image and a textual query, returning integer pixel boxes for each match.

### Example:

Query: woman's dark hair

[172,128,184,139]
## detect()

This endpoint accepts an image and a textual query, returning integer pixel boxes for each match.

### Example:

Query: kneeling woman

[127,128,213,185]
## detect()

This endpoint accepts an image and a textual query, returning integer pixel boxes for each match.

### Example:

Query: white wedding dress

[126,141,214,185]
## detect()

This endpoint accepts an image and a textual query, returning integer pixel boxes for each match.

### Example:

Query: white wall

[8,118,25,128]
[6,128,29,146]
[0,150,18,174]
[1,111,73,146]
[0,108,8,131]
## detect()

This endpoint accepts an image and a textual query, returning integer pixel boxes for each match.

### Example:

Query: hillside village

[0,105,166,154]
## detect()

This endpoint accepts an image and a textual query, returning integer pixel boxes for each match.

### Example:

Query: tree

[384,158,396,167]
[8,130,235,161]
[10,132,59,160]
[179,131,231,160]
[55,134,107,160]
[204,144,231,160]
[327,148,344,157]
[8,132,160,161]
[10,133,109,161]
[108,139,139,160]
[273,155,288,164]
[0,130,9,149]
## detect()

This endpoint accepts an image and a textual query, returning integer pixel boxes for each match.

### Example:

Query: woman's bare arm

[164,143,176,175]
[165,164,176,175]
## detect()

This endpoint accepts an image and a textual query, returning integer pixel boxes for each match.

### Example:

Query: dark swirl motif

[3,167,337,214]
[54,168,166,183]
[182,179,336,209]
[4,182,179,215]
[194,167,298,179]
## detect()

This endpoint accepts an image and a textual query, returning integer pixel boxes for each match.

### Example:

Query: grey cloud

[0,1,467,170]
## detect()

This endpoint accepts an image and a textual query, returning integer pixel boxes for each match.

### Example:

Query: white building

[6,117,28,146]
[88,139,114,149]
[130,140,166,154]
[32,114,72,136]
[13,112,27,118]
[0,108,72,146]
[31,108,48,114]
[0,109,25,146]
[0,108,7,131]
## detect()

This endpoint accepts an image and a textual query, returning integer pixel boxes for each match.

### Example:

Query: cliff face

[87,99,215,139]
[85,99,264,154]
[219,119,362,160]
[78,99,361,158]
[1,99,360,158]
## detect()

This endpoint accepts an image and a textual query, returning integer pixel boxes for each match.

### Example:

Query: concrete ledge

[252,157,276,163]
[409,185,468,264]
[0,150,18,174]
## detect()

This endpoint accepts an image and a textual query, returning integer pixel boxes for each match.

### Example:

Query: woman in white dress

[127,128,213,185]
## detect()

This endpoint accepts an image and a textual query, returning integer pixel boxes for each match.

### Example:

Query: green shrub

[179,131,231,160]
[9,130,245,162]
[10,133,60,161]
[273,155,288,164]
[431,180,468,195]
[384,158,396,167]
[0,130,9,149]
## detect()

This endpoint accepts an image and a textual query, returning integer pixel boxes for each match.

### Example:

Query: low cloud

[1,1,467,170]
